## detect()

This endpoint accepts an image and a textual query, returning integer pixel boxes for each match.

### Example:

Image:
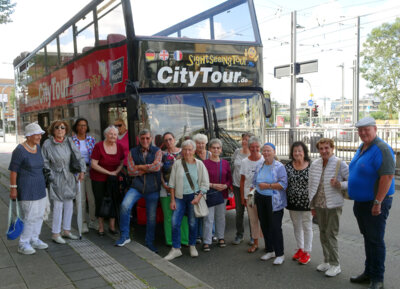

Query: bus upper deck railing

[266,126,400,163]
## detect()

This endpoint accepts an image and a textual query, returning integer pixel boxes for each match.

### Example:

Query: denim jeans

[171,194,198,248]
[353,196,393,282]
[119,188,159,246]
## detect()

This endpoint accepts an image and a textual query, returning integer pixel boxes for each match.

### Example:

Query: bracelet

[10,185,17,188]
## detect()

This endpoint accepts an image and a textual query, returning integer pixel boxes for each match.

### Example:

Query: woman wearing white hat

[8,122,48,255]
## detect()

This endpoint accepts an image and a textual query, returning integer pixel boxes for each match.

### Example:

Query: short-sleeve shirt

[8,144,46,201]
[239,156,264,199]
[348,137,395,201]
[232,148,249,187]
[90,141,125,182]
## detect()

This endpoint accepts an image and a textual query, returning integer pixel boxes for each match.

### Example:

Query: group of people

[9,116,394,289]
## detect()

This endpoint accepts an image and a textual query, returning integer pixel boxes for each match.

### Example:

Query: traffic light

[306,108,310,117]
[313,105,319,117]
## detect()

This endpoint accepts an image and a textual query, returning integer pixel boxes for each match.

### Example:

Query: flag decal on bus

[173,50,183,61]
[159,50,169,61]
[145,50,156,61]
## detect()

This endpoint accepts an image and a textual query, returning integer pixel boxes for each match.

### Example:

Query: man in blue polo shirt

[348,116,395,289]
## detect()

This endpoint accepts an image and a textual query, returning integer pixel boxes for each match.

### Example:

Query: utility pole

[353,16,360,124]
[289,11,297,147]
[338,63,344,124]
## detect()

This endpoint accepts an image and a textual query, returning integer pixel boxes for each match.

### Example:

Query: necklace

[24,141,36,151]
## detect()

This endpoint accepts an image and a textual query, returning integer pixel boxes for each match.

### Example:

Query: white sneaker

[164,248,182,261]
[52,235,66,244]
[260,252,276,261]
[31,239,48,250]
[190,246,198,257]
[316,262,331,272]
[325,265,341,277]
[18,243,36,255]
[273,255,285,265]
[82,222,89,234]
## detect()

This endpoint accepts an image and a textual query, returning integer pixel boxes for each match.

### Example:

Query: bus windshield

[132,0,258,42]
[139,91,264,155]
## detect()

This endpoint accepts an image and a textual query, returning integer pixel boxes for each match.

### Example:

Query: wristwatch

[373,199,382,205]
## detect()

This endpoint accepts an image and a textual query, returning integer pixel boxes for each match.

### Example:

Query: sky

[1,0,399,107]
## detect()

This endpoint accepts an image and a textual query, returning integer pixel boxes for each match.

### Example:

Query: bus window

[139,93,207,146]
[213,2,255,42]
[180,19,210,39]
[97,0,125,44]
[59,26,75,65]
[33,49,46,79]
[47,38,59,72]
[53,108,63,120]
[76,12,95,54]
[206,92,264,154]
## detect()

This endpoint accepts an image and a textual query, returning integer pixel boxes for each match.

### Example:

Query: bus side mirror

[263,97,272,118]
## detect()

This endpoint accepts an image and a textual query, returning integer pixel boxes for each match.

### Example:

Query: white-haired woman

[164,140,209,261]
[9,123,47,254]
[90,126,125,236]
[193,133,211,161]
[202,138,232,251]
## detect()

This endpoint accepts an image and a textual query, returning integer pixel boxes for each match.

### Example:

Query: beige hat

[25,122,45,137]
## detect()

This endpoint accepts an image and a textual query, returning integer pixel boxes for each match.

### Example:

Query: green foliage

[361,18,400,112]
[0,0,16,24]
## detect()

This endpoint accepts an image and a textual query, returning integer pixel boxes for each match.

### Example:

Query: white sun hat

[24,122,45,137]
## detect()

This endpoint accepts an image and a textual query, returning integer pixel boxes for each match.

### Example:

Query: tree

[0,0,16,24]
[361,18,400,112]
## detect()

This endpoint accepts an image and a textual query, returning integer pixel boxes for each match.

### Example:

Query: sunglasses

[114,124,123,127]
[55,126,66,130]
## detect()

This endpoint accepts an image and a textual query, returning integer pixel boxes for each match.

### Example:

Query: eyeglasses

[114,124,123,128]
[55,126,66,130]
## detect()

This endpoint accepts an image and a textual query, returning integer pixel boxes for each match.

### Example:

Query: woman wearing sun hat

[8,122,48,255]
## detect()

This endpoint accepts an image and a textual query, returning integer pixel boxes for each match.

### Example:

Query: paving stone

[146,274,187,289]
[53,253,84,265]
[65,268,100,281]
[0,240,14,269]
[59,261,92,273]
[130,266,164,279]
[73,276,109,289]
[0,267,26,289]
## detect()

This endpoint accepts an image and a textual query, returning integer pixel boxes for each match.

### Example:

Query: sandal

[247,245,258,253]
[218,239,226,248]
[202,244,211,252]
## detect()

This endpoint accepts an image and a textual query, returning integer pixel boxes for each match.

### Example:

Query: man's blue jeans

[119,188,159,246]
[171,194,198,248]
[353,196,393,282]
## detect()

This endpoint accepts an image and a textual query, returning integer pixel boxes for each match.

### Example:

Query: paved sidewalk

[0,141,212,289]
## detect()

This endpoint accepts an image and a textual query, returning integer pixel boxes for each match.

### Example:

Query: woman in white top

[309,138,348,277]
[240,136,264,253]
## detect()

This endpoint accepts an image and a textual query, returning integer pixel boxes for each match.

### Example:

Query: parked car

[332,128,358,142]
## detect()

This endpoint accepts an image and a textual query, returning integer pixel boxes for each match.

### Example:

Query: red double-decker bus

[13,0,271,154]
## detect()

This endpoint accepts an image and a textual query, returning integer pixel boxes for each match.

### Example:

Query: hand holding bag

[7,199,24,240]
[67,138,82,174]
[182,160,209,217]
[206,161,224,207]
[247,188,256,207]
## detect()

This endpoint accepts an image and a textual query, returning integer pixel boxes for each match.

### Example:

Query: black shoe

[350,273,370,284]
[108,229,119,235]
[368,281,384,289]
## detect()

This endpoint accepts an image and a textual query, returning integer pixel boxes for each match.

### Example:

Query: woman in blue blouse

[72,118,96,233]
[9,122,47,255]
[253,142,288,265]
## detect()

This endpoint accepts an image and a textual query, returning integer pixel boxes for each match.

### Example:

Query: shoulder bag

[334,159,350,200]
[67,138,82,174]
[206,161,225,207]
[182,160,208,218]
[7,199,24,240]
